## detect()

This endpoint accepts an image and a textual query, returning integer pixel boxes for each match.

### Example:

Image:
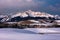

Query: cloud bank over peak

[0,0,45,8]
[0,0,60,15]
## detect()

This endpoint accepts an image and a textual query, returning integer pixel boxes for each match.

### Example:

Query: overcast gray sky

[0,0,60,15]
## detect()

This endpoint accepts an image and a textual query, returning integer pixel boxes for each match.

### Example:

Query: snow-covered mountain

[0,10,60,22]
[8,10,56,22]
[11,10,55,18]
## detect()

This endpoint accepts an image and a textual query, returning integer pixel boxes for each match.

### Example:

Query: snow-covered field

[25,28,60,34]
[0,28,60,40]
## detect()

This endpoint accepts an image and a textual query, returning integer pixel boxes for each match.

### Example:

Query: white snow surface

[25,28,60,33]
[11,10,55,18]
[0,28,60,40]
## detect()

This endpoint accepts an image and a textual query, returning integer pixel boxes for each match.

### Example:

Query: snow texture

[0,28,60,40]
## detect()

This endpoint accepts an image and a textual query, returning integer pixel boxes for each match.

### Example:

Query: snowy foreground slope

[0,28,60,40]
[25,28,60,34]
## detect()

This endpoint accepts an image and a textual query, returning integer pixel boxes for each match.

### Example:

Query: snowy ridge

[0,15,9,22]
[12,10,55,18]
[0,10,60,22]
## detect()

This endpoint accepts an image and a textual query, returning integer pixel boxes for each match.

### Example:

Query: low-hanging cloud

[0,0,60,15]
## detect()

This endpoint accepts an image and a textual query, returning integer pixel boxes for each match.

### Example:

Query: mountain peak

[0,10,60,22]
[11,10,55,18]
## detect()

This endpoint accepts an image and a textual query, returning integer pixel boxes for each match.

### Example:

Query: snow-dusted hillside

[0,15,9,22]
